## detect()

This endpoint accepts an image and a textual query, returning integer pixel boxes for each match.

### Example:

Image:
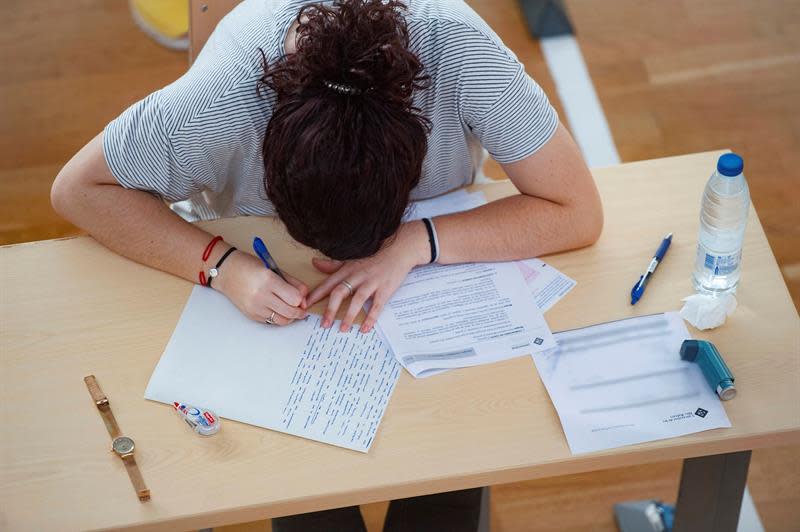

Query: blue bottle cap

[717,153,743,177]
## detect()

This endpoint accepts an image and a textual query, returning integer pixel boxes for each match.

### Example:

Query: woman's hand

[307,221,430,333]
[214,250,309,325]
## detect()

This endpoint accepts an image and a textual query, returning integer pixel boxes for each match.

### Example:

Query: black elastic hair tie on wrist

[421,218,437,264]
[207,246,237,287]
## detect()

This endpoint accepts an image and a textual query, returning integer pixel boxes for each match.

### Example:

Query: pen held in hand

[253,237,288,283]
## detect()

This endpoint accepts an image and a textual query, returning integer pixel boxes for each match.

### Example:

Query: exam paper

[517,258,577,312]
[377,261,557,378]
[405,190,575,312]
[145,287,400,452]
[532,312,731,454]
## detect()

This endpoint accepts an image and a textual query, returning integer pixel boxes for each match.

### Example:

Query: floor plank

[0,0,186,243]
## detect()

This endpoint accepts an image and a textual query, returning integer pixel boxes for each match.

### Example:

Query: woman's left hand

[307,221,430,333]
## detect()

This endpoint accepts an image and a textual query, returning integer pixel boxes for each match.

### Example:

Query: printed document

[145,287,400,452]
[404,189,576,312]
[377,261,557,378]
[516,258,576,312]
[533,312,731,454]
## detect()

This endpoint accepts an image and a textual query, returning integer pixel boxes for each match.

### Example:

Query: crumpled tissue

[679,293,737,330]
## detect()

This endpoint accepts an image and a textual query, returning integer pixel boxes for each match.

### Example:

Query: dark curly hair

[258,0,430,260]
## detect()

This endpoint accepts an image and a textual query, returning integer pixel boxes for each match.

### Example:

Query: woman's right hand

[214,250,308,325]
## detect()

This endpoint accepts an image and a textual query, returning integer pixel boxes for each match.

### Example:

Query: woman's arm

[51,133,308,325]
[436,123,603,263]
[307,123,602,332]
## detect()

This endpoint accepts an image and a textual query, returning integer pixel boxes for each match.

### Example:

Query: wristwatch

[84,375,151,502]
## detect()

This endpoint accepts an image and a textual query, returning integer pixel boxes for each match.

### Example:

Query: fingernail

[322,319,330,328]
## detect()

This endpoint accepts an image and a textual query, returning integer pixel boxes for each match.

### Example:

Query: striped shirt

[103,0,559,221]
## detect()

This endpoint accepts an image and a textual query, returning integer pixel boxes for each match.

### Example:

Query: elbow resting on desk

[437,124,603,264]
[519,183,603,256]
[512,121,605,254]
[564,187,604,249]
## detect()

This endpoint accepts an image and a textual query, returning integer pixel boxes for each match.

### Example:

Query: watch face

[112,436,135,455]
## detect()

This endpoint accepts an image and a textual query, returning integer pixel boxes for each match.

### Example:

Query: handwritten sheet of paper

[145,287,400,452]
[376,262,557,378]
[532,312,731,454]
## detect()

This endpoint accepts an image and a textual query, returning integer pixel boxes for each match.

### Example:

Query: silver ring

[265,311,276,325]
[341,280,354,296]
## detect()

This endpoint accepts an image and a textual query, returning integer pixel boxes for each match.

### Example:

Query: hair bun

[264,0,428,108]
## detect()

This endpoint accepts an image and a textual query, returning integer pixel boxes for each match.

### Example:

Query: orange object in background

[129,0,189,50]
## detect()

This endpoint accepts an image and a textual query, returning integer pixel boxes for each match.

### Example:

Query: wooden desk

[2,151,798,531]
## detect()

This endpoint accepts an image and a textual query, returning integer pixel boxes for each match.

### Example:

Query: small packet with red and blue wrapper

[173,402,220,436]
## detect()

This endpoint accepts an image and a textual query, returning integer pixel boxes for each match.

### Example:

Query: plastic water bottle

[692,153,750,294]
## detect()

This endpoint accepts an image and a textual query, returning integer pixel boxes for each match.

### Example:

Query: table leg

[478,486,490,532]
[673,450,751,532]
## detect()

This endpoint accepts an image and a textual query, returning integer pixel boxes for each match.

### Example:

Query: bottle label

[699,248,741,276]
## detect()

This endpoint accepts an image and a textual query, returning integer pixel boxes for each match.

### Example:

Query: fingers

[308,267,351,306]
[361,291,388,333]
[312,257,344,274]
[269,270,305,307]
[264,310,291,326]
[340,283,374,332]
[284,272,310,309]
[266,293,307,321]
[284,272,309,297]
[253,304,292,326]
[322,282,354,328]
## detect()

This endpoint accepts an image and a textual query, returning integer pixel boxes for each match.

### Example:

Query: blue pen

[630,233,672,305]
[253,237,288,282]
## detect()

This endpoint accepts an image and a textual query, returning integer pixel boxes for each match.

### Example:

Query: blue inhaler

[680,340,736,400]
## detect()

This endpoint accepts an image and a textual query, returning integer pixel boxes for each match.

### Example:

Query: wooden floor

[2,0,798,530]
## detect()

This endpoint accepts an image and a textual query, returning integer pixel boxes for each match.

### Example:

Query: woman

[52,1,601,527]
[52,0,602,334]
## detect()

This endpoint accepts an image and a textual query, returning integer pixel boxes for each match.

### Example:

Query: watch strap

[84,374,108,406]
[122,454,151,502]
[84,375,122,439]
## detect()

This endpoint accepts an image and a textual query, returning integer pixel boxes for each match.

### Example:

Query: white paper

[516,258,577,312]
[145,287,401,452]
[532,312,731,454]
[377,261,557,378]
[403,190,487,221]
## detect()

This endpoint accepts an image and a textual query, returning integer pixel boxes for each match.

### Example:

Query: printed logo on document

[534,337,544,345]
[694,408,708,418]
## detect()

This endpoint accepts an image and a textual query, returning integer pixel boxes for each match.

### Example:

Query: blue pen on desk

[253,237,288,282]
[630,233,672,305]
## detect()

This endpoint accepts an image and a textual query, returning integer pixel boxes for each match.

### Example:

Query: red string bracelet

[202,236,223,261]
[198,235,223,285]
